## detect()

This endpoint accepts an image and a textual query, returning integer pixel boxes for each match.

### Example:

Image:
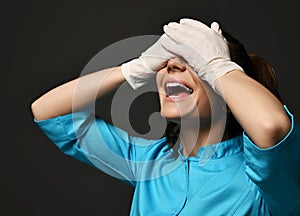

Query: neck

[179,116,228,157]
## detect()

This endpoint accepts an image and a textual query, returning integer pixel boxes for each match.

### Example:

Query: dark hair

[165,29,282,144]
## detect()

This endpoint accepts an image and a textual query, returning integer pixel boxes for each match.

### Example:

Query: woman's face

[156,58,219,121]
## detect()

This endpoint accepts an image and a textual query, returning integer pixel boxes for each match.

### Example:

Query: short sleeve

[34,108,168,186]
[243,105,300,215]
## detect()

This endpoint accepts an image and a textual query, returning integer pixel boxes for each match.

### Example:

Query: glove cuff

[121,59,155,90]
[202,59,244,93]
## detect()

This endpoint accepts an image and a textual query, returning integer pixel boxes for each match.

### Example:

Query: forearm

[215,70,291,148]
[31,66,125,121]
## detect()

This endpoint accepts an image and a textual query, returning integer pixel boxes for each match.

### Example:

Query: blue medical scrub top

[34,106,300,215]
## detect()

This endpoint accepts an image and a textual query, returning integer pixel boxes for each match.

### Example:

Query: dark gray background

[3,0,300,215]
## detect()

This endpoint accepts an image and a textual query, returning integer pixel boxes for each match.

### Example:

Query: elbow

[259,114,291,147]
[31,100,39,119]
[31,99,43,121]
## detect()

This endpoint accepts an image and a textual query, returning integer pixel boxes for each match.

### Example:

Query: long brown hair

[165,29,282,144]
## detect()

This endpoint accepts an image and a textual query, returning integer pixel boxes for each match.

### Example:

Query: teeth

[166,82,193,93]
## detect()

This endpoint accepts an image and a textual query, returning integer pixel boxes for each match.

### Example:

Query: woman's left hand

[162,18,243,92]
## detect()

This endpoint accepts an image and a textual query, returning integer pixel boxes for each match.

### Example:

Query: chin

[160,102,200,120]
[160,109,180,120]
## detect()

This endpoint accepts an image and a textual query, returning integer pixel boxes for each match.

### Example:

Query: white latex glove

[121,34,176,89]
[162,18,243,92]
[210,21,227,42]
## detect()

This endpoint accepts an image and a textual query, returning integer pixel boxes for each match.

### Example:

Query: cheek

[195,82,224,119]
[155,71,164,87]
[193,85,213,117]
[196,96,212,117]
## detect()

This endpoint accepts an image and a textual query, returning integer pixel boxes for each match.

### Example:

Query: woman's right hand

[121,34,176,90]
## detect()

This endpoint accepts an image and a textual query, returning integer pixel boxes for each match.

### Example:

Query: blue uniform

[34,106,300,215]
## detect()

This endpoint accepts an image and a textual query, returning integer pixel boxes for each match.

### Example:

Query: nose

[167,58,186,73]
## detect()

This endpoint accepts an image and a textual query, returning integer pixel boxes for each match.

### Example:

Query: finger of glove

[211,22,222,35]
[160,36,183,57]
[179,18,210,31]
[178,19,217,42]
[160,34,179,58]
[142,34,169,56]
[164,24,195,44]
[141,34,177,70]
[161,36,208,75]
[210,21,228,43]
[164,23,221,61]
[163,25,188,44]
[166,21,181,29]
[160,35,198,65]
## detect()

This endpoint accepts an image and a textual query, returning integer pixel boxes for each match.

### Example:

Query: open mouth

[165,81,193,100]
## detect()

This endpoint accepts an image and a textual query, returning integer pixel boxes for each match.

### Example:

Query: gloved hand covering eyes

[121,34,176,90]
[162,18,244,93]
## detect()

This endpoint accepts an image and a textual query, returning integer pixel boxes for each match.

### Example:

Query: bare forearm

[31,66,125,120]
[215,70,291,148]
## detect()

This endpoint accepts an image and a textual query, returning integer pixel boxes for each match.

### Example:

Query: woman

[31,18,300,215]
